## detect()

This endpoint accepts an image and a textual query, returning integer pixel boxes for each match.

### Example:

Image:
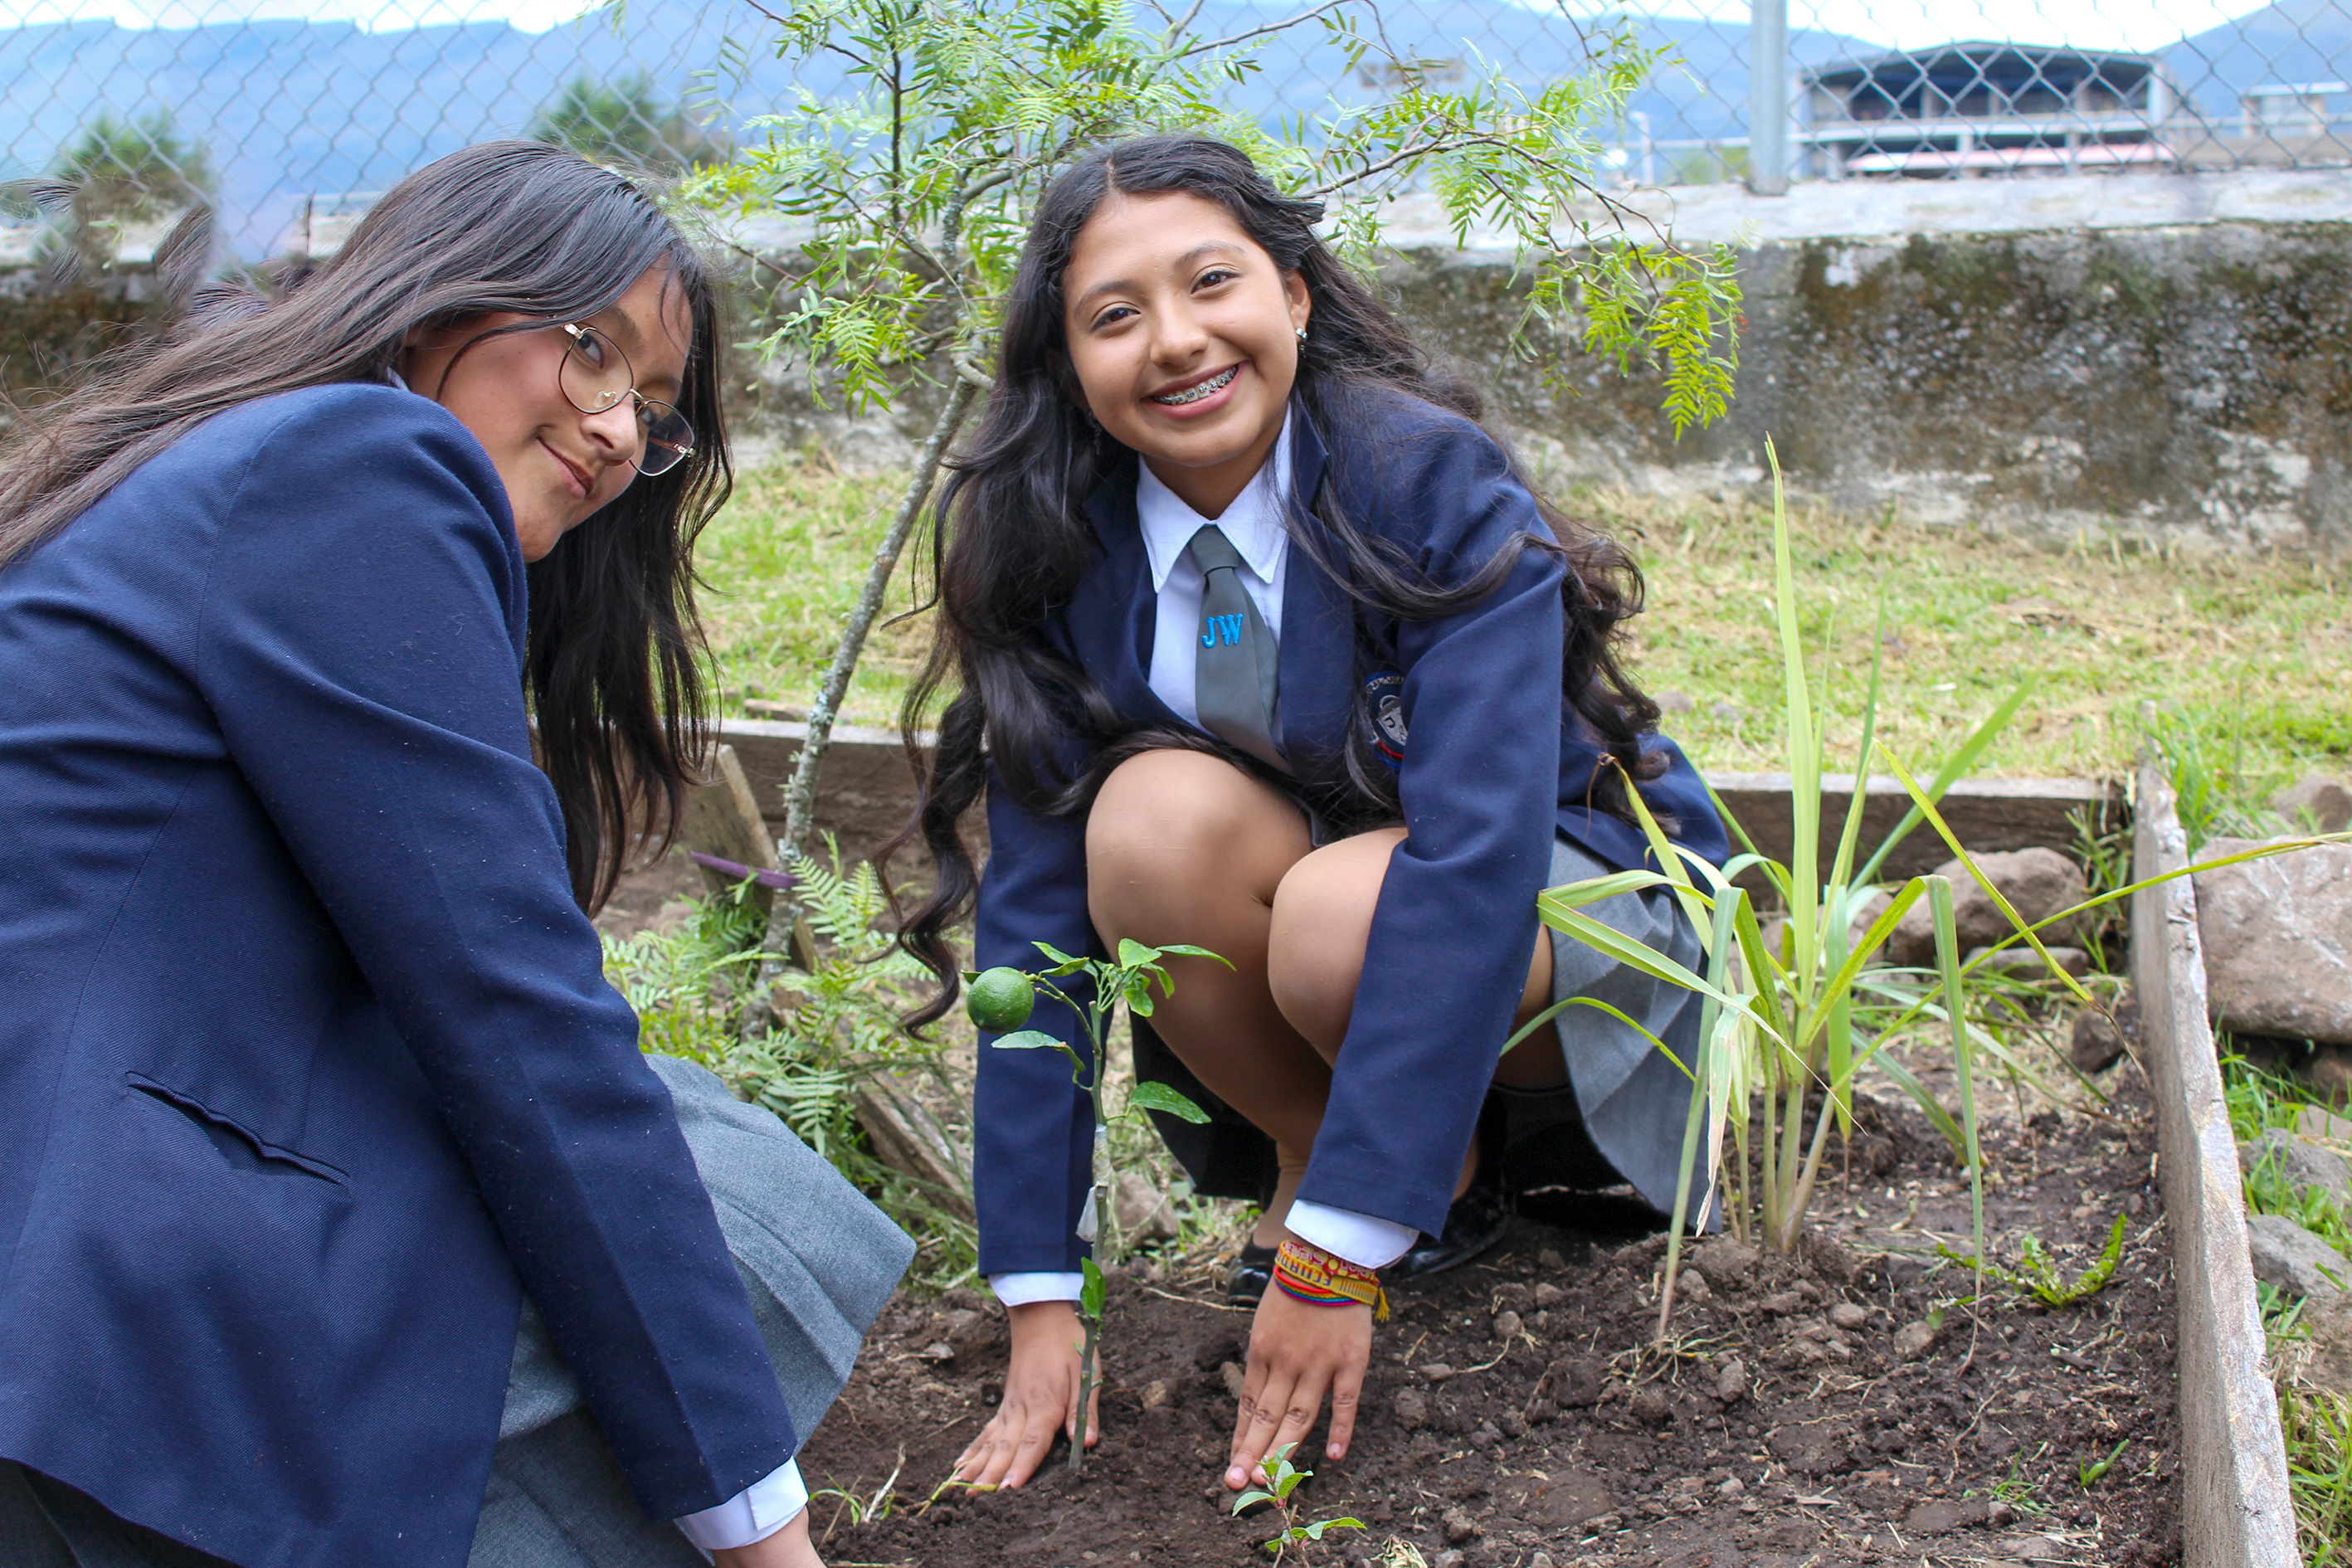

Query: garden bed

[796,1076,2181,1567]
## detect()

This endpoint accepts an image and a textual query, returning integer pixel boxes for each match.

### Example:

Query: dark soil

[797,1081,2181,1567]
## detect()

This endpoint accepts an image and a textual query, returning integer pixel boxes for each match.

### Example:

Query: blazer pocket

[124,1073,350,1188]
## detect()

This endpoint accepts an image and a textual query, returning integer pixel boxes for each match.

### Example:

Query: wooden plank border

[710,720,2129,881]
[2132,757,2300,1567]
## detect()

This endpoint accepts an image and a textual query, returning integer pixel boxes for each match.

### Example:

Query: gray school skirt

[0,1055,913,1568]
[1508,834,1712,1220]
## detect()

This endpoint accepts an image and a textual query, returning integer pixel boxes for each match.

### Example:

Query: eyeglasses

[555,323,696,477]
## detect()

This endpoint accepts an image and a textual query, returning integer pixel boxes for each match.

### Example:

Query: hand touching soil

[953,1300,1102,1488]
[1226,1283,1371,1489]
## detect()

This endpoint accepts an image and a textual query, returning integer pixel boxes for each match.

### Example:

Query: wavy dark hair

[889,133,1661,1019]
[0,141,728,912]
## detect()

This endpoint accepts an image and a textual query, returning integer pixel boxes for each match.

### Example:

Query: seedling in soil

[2079,1438,2130,1489]
[1975,1444,2053,1517]
[1230,1442,1366,1563]
[967,938,1222,1475]
[1939,1212,2128,1308]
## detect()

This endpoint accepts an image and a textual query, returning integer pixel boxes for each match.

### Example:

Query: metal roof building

[1799,43,2189,179]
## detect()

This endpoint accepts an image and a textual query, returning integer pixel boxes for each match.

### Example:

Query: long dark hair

[0,141,728,913]
[890,134,1659,1016]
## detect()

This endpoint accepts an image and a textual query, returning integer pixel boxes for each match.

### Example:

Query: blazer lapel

[1074,461,1186,728]
[1275,407,1356,789]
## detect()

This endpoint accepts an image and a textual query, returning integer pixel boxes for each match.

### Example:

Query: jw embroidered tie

[1186,523,1287,773]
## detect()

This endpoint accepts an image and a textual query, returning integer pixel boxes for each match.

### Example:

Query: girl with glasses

[0,143,903,1568]
[889,134,1728,1498]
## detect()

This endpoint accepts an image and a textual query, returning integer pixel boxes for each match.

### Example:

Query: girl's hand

[1225,1281,1371,1489]
[709,1509,823,1567]
[952,1300,1100,1489]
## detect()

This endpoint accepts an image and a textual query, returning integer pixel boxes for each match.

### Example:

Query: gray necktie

[1187,523,1287,773]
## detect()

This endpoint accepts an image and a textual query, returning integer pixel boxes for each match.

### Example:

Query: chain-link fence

[5,0,2352,263]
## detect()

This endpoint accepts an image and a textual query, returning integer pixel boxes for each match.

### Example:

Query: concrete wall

[13,168,2352,556]
[1394,168,2352,558]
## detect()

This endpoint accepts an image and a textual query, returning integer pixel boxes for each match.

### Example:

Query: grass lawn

[694,460,2350,804]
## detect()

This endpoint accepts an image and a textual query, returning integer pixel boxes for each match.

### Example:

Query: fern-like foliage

[601,839,977,1282]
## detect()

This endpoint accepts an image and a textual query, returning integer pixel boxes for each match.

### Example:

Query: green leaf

[1152,942,1231,965]
[1230,1488,1276,1515]
[1116,937,1157,968]
[989,1030,1062,1050]
[1080,1254,1106,1320]
[1931,875,1989,1296]
[1128,1079,1211,1122]
[1303,1518,1366,1540]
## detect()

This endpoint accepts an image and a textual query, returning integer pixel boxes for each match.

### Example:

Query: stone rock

[1533,1281,1567,1308]
[1829,1301,1869,1331]
[1443,1506,1481,1544]
[1968,945,2092,978]
[1390,1386,1428,1430]
[2273,773,2352,835]
[2301,1106,2352,1143]
[2313,1045,2352,1103]
[1894,1319,1941,1361]
[1493,1309,1523,1341]
[1906,1497,1992,1534]
[1629,1385,1673,1425]
[1889,849,2091,967]
[1554,1357,1605,1408]
[1689,1235,1760,1292]
[1655,689,1695,713]
[2196,837,2352,1045]
[1113,1171,1180,1244]
[2070,994,2141,1073]
[942,1307,1006,1366]
[2241,1128,2352,1206]
[1713,1356,1750,1404]
[2296,1292,2352,1396]
[2247,1213,2352,1298]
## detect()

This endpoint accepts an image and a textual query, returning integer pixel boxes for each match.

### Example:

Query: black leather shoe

[1391,1179,1509,1278]
[1227,1242,1277,1305]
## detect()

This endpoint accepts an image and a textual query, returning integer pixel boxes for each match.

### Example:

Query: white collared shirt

[990,414,1418,1307]
[1134,416,1291,731]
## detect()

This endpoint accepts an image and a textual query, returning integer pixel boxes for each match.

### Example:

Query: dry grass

[694,459,2351,803]
[1594,486,2350,796]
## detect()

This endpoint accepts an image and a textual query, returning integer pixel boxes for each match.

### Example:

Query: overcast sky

[6,0,2269,54]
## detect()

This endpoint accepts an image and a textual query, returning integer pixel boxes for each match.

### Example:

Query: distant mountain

[0,0,1880,255]
[2167,0,2352,118]
[6,0,2332,259]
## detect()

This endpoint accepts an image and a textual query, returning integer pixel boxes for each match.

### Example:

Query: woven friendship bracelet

[1273,1238,1391,1321]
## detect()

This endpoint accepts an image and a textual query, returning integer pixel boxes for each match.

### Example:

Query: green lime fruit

[967,967,1036,1033]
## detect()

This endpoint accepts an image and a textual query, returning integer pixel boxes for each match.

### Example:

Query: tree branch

[1173,0,1350,57]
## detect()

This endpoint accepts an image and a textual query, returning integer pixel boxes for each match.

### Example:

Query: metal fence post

[1749,0,1790,195]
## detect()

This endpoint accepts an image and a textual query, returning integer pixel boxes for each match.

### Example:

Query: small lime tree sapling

[966,937,1225,1475]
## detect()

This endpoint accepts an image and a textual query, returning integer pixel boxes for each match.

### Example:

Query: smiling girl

[0,144,902,1568]
[893,135,1729,1494]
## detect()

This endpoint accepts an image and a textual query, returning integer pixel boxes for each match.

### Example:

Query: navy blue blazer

[971,394,1728,1274]
[0,386,795,1568]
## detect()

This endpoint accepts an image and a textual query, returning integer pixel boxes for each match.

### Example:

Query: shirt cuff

[674,1459,806,1551]
[1286,1200,1418,1270]
[989,1271,1085,1306]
